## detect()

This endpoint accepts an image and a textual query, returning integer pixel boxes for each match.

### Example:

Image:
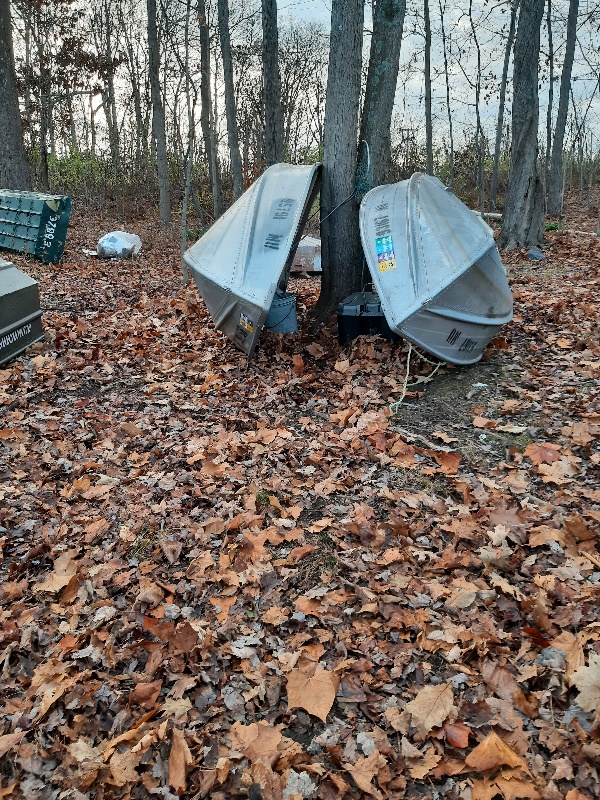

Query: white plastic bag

[97,231,142,259]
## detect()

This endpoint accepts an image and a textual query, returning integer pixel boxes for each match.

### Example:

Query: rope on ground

[390,342,443,415]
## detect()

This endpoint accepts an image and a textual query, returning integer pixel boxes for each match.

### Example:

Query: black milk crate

[337,290,400,345]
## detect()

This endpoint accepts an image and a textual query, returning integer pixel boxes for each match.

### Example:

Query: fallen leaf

[0,732,25,758]
[286,668,339,722]
[344,750,384,797]
[571,652,600,712]
[33,550,79,594]
[405,683,455,738]
[523,441,561,465]
[465,731,528,773]
[169,727,193,794]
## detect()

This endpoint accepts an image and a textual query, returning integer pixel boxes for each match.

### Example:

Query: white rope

[390,343,442,415]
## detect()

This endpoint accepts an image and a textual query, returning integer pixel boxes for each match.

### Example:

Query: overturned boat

[359,173,513,364]
[183,163,320,356]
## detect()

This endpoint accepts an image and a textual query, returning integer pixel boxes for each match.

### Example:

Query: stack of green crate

[0,191,72,264]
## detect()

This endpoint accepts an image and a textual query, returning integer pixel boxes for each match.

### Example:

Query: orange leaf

[286,668,339,722]
[523,442,561,465]
[465,731,528,773]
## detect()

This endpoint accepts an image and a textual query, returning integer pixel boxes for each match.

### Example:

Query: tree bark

[424,0,433,175]
[147,0,171,227]
[490,1,517,210]
[312,0,365,324]
[498,0,545,250]
[360,0,406,187]
[198,0,222,219]
[544,0,553,201]
[547,0,578,216]
[217,0,244,199]
[262,0,284,165]
[0,0,31,188]
[439,0,454,189]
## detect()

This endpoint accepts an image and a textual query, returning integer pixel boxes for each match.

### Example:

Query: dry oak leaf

[471,776,540,800]
[34,549,79,594]
[465,731,529,773]
[538,457,580,485]
[0,732,25,758]
[344,749,385,798]
[230,721,283,764]
[130,680,163,710]
[135,577,165,608]
[405,683,455,738]
[109,748,142,786]
[523,442,561,466]
[169,727,193,795]
[571,652,600,712]
[481,661,536,718]
[286,667,339,722]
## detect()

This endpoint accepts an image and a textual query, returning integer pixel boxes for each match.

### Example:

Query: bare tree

[217,0,244,198]
[262,0,284,165]
[360,0,407,186]
[147,0,171,227]
[313,0,365,323]
[499,0,545,249]
[0,0,31,189]
[490,0,518,210]
[198,0,222,219]
[424,0,433,175]
[547,0,579,216]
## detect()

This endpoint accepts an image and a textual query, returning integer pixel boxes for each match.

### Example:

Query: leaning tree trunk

[217,0,244,199]
[147,0,171,227]
[498,0,545,250]
[311,0,365,325]
[547,0,579,216]
[360,0,407,187]
[262,0,284,166]
[0,0,31,188]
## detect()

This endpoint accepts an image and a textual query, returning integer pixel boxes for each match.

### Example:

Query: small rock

[536,647,566,670]
[528,245,545,261]
[163,604,181,621]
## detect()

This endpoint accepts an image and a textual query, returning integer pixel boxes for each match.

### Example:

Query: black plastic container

[337,291,400,345]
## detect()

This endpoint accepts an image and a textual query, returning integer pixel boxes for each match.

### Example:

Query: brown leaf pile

[0,202,599,799]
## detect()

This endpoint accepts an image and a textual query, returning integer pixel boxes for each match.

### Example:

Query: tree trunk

[424,0,433,175]
[217,0,244,198]
[147,0,171,227]
[469,0,485,211]
[360,0,406,187]
[312,0,364,324]
[490,0,517,210]
[262,0,284,166]
[547,0,578,216]
[498,0,545,250]
[198,0,222,219]
[544,0,553,201]
[0,0,31,189]
[439,0,454,189]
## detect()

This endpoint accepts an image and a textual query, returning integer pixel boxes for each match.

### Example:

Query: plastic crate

[0,190,72,264]
[0,258,43,365]
[337,291,400,345]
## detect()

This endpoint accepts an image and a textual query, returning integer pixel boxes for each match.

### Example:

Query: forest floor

[1,197,600,800]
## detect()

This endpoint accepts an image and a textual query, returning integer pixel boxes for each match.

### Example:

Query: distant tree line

[0,0,598,305]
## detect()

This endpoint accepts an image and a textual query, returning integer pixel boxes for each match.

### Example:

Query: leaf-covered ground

[1,202,599,800]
